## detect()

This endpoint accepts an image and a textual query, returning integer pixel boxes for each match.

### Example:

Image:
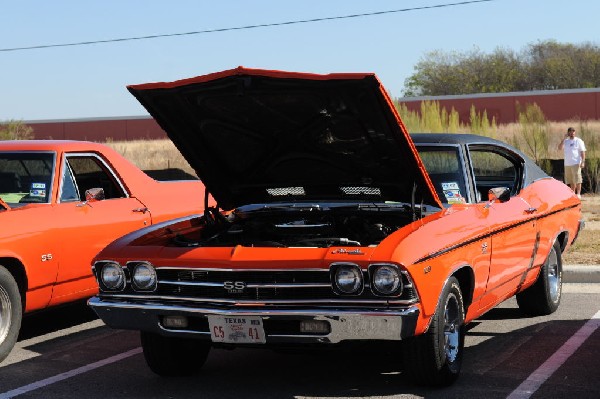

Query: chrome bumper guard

[88,296,420,344]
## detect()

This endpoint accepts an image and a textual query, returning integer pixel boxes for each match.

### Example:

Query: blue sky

[1,0,598,121]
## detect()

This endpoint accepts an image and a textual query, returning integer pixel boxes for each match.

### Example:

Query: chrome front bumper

[88,296,420,344]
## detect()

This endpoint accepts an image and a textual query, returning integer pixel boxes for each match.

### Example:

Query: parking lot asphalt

[2,286,599,399]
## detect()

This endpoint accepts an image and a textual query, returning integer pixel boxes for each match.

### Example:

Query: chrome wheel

[443,293,460,362]
[516,240,563,316]
[402,276,465,386]
[0,285,12,345]
[546,247,560,303]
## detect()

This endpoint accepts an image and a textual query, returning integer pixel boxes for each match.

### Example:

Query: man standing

[558,127,586,199]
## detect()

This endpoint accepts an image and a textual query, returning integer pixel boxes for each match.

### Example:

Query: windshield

[0,152,55,205]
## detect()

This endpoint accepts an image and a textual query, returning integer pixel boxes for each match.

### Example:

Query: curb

[563,265,600,284]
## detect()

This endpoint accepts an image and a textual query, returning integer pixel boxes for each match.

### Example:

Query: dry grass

[497,120,600,160]
[563,195,600,265]
[105,139,197,177]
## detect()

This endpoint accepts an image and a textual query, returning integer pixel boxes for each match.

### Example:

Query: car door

[49,153,150,305]
[469,145,540,312]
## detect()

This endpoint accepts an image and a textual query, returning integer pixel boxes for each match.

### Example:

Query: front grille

[147,268,418,305]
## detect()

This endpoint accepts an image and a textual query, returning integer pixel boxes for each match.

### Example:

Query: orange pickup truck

[0,140,206,362]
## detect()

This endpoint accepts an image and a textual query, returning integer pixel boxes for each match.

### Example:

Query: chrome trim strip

[98,293,418,306]
[158,280,331,289]
[160,280,222,287]
[91,298,419,316]
[157,267,330,272]
[247,283,331,289]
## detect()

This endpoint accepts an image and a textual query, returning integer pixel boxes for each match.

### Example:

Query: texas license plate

[207,316,266,344]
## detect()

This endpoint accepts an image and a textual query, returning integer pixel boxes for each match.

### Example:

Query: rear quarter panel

[518,178,581,288]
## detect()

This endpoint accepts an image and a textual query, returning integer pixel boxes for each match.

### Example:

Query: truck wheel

[0,266,22,363]
[140,331,210,376]
[516,240,562,316]
[402,276,465,386]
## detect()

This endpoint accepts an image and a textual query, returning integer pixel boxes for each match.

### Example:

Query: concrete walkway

[564,265,600,283]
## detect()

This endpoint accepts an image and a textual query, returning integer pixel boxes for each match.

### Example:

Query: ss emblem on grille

[224,281,246,293]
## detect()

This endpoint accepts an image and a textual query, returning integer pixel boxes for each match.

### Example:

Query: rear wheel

[516,240,562,316]
[402,276,465,386]
[0,265,22,363]
[140,331,210,376]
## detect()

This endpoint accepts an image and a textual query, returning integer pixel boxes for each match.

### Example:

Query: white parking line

[507,310,600,399]
[0,347,142,399]
[2,320,106,368]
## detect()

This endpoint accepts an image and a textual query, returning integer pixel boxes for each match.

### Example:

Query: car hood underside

[128,67,441,211]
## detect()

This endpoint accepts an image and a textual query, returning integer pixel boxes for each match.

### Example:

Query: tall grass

[396,101,463,133]
[579,122,600,193]
[512,102,552,174]
[104,139,197,177]
[396,101,498,136]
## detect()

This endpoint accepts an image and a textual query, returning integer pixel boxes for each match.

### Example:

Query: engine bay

[173,202,432,248]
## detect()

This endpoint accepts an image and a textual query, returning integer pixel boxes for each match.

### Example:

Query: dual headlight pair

[97,261,404,296]
[332,263,403,296]
[97,261,157,292]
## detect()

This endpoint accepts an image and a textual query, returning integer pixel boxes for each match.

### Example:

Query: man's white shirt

[563,137,586,166]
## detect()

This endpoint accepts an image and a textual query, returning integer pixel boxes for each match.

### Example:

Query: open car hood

[128,67,441,211]
[0,198,9,211]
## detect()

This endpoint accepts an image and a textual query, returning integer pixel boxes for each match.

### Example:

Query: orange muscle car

[0,140,206,362]
[88,67,584,386]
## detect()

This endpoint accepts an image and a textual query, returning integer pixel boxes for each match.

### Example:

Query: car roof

[410,133,510,147]
[410,133,549,186]
[0,140,103,152]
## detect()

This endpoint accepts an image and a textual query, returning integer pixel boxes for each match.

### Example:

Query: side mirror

[85,187,105,202]
[488,187,511,203]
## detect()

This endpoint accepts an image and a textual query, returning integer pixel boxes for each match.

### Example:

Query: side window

[0,152,54,204]
[60,162,80,202]
[63,155,126,201]
[469,147,521,200]
[417,146,469,204]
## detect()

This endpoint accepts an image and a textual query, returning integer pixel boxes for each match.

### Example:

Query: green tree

[403,40,600,96]
[0,120,34,140]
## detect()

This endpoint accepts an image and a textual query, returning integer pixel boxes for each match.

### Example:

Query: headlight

[332,263,363,295]
[131,262,157,291]
[371,264,403,296]
[100,262,125,291]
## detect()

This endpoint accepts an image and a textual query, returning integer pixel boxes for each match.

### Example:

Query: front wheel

[516,240,562,316]
[402,276,465,386]
[140,331,210,376]
[0,265,23,363]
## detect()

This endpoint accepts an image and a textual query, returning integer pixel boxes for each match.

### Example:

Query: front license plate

[207,316,266,344]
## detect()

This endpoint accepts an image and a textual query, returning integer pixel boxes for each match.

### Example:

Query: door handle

[132,207,149,214]
[524,207,537,214]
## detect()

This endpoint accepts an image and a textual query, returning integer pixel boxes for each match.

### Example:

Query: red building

[397,87,600,125]
[26,116,167,141]
[24,88,600,141]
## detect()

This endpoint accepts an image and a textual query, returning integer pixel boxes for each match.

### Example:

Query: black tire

[140,331,210,376]
[516,240,562,316]
[402,276,465,386]
[0,265,23,363]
